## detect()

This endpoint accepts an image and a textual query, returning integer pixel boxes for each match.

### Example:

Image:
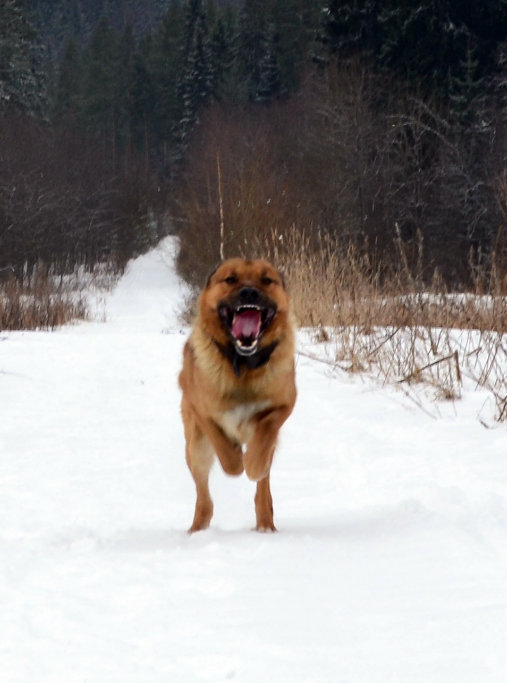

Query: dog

[179,258,297,532]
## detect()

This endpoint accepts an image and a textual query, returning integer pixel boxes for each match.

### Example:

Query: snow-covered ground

[1,238,506,682]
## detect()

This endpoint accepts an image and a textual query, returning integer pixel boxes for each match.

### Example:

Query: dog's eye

[224,275,238,285]
[261,276,275,286]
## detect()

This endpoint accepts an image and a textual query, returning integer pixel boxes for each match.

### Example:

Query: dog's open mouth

[219,303,276,356]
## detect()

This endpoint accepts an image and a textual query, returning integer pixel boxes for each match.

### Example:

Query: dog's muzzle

[218,287,277,356]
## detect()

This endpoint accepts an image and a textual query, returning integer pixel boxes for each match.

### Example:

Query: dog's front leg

[200,417,244,476]
[243,405,292,482]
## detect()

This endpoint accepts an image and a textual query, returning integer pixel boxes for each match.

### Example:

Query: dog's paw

[255,523,277,533]
[243,456,269,482]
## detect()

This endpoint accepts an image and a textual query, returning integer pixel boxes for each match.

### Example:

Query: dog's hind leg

[255,472,276,532]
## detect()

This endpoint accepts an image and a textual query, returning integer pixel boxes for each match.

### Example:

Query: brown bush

[275,227,506,422]
[0,113,165,282]
[0,266,88,331]
[173,101,316,287]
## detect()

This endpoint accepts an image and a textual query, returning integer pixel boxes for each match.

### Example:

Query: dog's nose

[239,287,260,304]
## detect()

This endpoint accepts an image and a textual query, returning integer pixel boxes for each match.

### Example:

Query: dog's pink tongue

[232,310,261,339]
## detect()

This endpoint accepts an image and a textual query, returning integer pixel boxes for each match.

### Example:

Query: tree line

[48,0,318,171]
[1,0,506,286]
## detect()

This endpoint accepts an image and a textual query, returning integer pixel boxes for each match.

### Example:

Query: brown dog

[179,258,296,532]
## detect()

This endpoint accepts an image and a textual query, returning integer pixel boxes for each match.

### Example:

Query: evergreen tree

[237,0,268,101]
[53,36,81,122]
[80,18,119,160]
[0,0,47,117]
[449,43,488,130]
[255,22,282,103]
[239,0,320,101]
[270,0,321,92]
[26,0,85,64]
[147,0,185,155]
[320,0,507,100]
[318,0,379,64]
[209,7,237,100]
[127,49,156,162]
[377,2,462,96]
[175,0,214,156]
[114,24,137,151]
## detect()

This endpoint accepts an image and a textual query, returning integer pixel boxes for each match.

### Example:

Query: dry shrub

[254,226,506,329]
[246,227,379,329]
[0,266,88,331]
[254,226,506,422]
[0,114,165,280]
[173,102,315,288]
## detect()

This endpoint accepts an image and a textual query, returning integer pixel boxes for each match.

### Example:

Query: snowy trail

[1,238,507,682]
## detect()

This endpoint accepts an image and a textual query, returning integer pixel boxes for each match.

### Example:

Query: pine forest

[1,0,507,290]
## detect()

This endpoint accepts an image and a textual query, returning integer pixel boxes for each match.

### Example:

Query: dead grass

[0,265,89,331]
[248,226,507,423]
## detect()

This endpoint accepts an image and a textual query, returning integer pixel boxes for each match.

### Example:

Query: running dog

[179,258,296,532]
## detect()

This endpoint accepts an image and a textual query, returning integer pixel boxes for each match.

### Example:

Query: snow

[1,237,507,682]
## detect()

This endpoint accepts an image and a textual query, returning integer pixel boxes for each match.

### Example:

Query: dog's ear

[205,264,220,288]
[277,268,287,290]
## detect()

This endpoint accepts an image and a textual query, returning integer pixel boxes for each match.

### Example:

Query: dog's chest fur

[218,400,272,445]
